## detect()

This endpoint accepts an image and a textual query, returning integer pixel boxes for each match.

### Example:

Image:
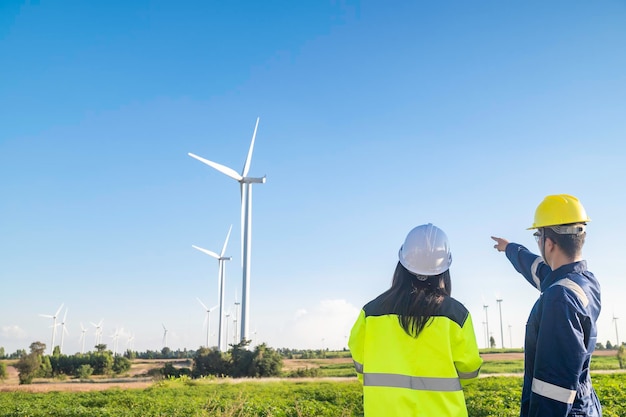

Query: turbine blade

[40,314,53,318]
[192,245,220,259]
[210,305,218,312]
[55,303,65,317]
[197,297,209,311]
[188,153,243,181]
[220,225,233,257]
[242,117,260,177]
[63,308,68,322]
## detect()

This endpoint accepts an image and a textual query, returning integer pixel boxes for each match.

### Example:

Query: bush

[617,345,626,369]
[0,362,7,381]
[15,353,41,384]
[162,363,192,378]
[76,364,94,380]
[113,356,132,374]
[193,347,230,378]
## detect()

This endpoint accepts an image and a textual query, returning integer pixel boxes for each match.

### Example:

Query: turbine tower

[189,117,266,343]
[496,297,504,348]
[79,323,88,354]
[483,303,490,348]
[193,224,233,351]
[613,314,620,347]
[39,303,64,354]
[197,298,218,348]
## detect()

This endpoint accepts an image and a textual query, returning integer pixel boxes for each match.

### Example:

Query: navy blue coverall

[505,243,602,417]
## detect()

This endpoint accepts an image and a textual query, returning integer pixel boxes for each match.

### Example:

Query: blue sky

[1,1,626,354]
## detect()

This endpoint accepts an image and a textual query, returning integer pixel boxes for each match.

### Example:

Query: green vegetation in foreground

[0,374,625,417]
[479,360,525,374]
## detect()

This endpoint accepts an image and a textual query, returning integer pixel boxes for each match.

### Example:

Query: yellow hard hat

[528,194,591,230]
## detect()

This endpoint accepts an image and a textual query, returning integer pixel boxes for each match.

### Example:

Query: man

[492,194,602,417]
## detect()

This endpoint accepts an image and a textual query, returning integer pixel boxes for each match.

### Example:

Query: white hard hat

[398,223,452,277]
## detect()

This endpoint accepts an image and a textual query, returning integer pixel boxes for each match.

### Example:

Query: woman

[349,223,482,417]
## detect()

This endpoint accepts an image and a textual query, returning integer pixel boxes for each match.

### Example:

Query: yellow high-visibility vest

[349,295,482,417]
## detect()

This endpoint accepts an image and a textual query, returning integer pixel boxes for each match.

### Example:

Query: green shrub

[76,364,94,380]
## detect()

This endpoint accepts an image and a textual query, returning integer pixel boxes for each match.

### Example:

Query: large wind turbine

[193,225,232,351]
[39,303,64,354]
[197,298,218,348]
[189,117,266,343]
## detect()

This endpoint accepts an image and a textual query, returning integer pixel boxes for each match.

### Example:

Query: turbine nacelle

[242,176,266,184]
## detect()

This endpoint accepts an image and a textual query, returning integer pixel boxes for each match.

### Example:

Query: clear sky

[1,0,626,355]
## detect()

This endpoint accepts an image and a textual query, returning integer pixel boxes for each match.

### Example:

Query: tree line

[12,342,131,384]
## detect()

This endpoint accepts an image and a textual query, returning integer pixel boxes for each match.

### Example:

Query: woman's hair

[379,262,451,338]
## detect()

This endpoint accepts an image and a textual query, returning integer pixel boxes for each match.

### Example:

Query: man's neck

[548,253,582,270]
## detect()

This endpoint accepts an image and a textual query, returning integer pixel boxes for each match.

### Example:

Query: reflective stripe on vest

[353,360,363,373]
[551,278,589,308]
[457,368,480,379]
[532,377,576,404]
[363,373,462,392]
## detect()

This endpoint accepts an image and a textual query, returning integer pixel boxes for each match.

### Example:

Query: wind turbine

[197,298,218,348]
[79,323,88,354]
[495,296,504,348]
[39,303,64,354]
[162,323,168,348]
[91,320,103,346]
[482,297,490,348]
[189,117,266,343]
[59,308,70,354]
[225,311,231,348]
[233,288,241,343]
[192,224,232,351]
[613,314,620,347]
[110,328,121,356]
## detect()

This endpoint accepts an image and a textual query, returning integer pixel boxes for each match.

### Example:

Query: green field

[0,374,624,417]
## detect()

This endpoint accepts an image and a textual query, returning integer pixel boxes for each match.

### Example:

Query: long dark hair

[379,262,451,338]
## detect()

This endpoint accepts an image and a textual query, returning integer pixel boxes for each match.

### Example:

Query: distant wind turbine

[79,323,88,354]
[91,320,103,346]
[197,298,218,348]
[613,314,620,347]
[127,334,135,351]
[233,289,241,344]
[192,224,232,351]
[59,308,69,354]
[39,303,64,354]
[162,323,168,348]
[189,117,266,343]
